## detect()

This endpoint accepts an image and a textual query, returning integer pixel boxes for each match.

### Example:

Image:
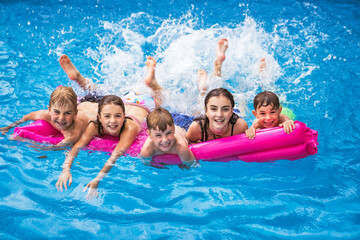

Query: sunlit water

[0,0,359,239]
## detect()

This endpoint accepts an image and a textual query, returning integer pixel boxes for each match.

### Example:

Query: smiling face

[98,103,125,136]
[205,95,233,134]
[48,103,77,131]
[148,124,176,152]
[253,104,282,128]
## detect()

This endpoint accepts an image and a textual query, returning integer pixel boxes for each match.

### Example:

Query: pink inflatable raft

[13,120,318,164]
[152,121,318,166]
[13,120,148,157]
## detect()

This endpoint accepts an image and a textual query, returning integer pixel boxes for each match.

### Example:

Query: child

[185,39,248,143]
[56,55,163,199]
[56,95,151,198]
[245,91,295,139]
[140,107,194,163]
[0,86,97,146]
[186,87,248,143]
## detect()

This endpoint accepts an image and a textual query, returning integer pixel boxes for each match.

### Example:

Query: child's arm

[1,110,49,135]
[174,129,194,163]
[83,121,140,199]
[234,118,248,134]
[139,138,156,158]
[279,120,295,134]
[56,129,83,147]
[55,122,97,192]
[185,122,202,143]
[278,114,295,134]
[57,117,90,147]
[138,138,155,167]
[245,119,260,140]
[176,142,194,163]
[56,138,75,147]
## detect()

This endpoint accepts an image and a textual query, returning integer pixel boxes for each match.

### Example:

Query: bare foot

[197,69,208,96]
[215,38,228,64]
[144,56,162,106]
[145,56,158,88]
[146,56,157,69]
[213,38,228,77]
[59,54,95,91]
[259,58,266,72]
[59,55,80,81]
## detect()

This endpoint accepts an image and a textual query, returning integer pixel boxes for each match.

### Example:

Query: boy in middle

[140,107,194,163]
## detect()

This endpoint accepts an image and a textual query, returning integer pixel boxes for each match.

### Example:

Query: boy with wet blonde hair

[49,86,78,110]
[245,91,295,139]
[140,107,194,163]
[0,86,97,146]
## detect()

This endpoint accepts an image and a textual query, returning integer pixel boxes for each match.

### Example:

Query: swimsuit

[122,91,156,113]
[172,113,194,131]
[79,91,156,113]
[79,91,155,130]
[78,92,103,103]
[194,113,241,142]
[122,91,156,130]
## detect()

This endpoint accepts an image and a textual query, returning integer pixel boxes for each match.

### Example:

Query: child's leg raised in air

[258,57,267,89]
[213,38,228,77]
[197,69,208,97]
[259,58,266,72]
[59,55,96,92]
[145,56,163,106]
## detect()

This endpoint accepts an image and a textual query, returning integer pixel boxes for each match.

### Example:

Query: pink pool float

[13,120,317,164]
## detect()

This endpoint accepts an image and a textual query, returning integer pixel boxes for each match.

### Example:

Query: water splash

[79,9,322,117]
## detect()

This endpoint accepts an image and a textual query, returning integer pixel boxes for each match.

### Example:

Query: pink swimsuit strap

[126,114,142,130]
[124,102,151,113]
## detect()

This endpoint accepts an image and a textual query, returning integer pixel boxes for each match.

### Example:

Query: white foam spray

[81,10,319,116]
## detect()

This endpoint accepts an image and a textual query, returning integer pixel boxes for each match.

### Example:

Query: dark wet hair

[253,91,280,110]
[147,107,174,132]
[204,88,235,110]
[96,95,126,136]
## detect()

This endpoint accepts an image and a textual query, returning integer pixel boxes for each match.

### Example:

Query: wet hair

[194,88,239,140]
[204,88,235,110]
[49,86,77,111]
[96,95,126,136]
[147,107,174,132]
[253,91,280,110]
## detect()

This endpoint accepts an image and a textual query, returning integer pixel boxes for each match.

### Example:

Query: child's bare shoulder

[140,138,156,157]
[186,122,202,141]
[233,117,248,134]
[174,134,189,151]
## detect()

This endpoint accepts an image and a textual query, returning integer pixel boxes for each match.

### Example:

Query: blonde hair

[147,107,174,132]
[49,86,77,111]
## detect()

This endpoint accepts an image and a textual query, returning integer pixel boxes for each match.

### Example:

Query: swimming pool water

[0,0,359,239]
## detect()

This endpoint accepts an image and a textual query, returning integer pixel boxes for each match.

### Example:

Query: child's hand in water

[83,179,99,200]
[245,127,256,140]
[279,120,295,134]
[0,126,10,135]
[56,171,72,191]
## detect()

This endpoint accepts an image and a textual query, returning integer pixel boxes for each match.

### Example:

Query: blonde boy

[0,86,96,146]
[140,107,194,162]
[246,91,295,139]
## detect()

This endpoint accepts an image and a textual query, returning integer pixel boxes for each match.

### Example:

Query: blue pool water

[1,0,359,239]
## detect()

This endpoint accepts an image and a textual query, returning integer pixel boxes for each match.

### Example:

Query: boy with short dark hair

[140,107,194,162]
[246,91,295,139]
